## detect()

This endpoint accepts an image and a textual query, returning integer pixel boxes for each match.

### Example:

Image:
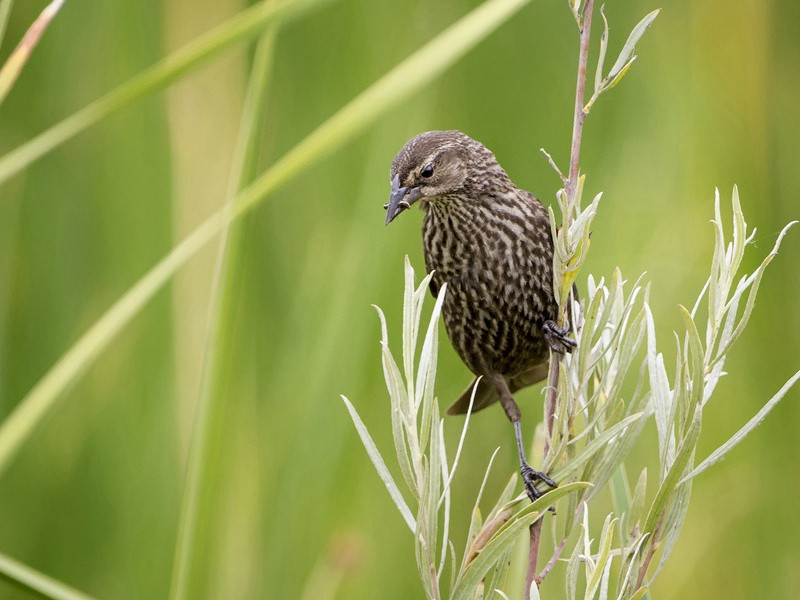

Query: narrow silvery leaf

[678,305,704,409]
[616,533,650,600]
[585,515,616,598]
[607,9,660,80]
[426,404,442,561]
[628,467,647,538]
[595,5,610,92]
[609,465,631,541]
[651,478,692,583]
[707,189,726,329]
[402,257,418,403]
[382,344,416,490]
[465,447,500,560]
[487,472,521,520]
[690,276,710,320]
[586,412,648,501]
[603,56,637,91]
[417,282,445,450]
[452,513,537,600]
[713,220,796,363]
[643,405,702,534]
[415,282,446,409]
[374,306,416,490]
[440,374,477,507]
[681,369,800,484]
[341,396,416,532]
[550,412,644,483]
[565,530,582,600]
[438,423,451,578]
[645,306,672,468]
[599,554,614,600]
[729,185,747,283]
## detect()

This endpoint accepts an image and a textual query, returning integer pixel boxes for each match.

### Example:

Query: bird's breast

[421,196,556,376]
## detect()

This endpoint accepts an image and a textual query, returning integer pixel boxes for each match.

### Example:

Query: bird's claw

[544,320,577,354]
[520,464,557,502]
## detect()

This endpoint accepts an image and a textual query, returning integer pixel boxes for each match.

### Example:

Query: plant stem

[565,0,594,215]
[169,25,277,600]
[525,1,594,595]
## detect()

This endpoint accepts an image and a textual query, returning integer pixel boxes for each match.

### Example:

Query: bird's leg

[491,374,557,501]
[543,319,577,354]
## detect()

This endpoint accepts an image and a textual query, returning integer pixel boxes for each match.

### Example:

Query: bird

[384,130,576,501]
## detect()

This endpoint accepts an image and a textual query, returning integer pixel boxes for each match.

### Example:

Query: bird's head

[384,130,505,225]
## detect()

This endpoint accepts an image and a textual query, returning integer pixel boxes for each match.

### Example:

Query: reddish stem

[525,2,595,596]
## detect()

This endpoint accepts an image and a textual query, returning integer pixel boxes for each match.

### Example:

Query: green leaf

[341,396,416,532]
[630,587,650,600]
[585,515,617,599]
[678,305,704,409]
[680,369,800,484]
[603,56,636,91]
[607,9,660,80]
[628,468,648,538]
[461,448,500,572]
[645,305,674,472]
[0,0,15,50]
[0,550,97,600]
[453,484,591,600]
[374,305,416,491]
[643,404,702,535]
[0,0,64,107]
[594,5,610,93]
[610,464,631,541]
[550,412,645,483]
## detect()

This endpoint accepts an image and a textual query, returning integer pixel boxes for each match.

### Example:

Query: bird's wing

[445,362,550,415]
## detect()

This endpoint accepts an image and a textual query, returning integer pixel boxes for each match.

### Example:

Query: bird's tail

[446,362,550,415]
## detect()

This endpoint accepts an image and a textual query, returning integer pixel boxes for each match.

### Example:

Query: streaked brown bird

[385,130,575,500]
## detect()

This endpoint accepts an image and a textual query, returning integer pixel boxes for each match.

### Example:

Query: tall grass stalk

[0,0,333,187]
[0,0,63,107]
[0,550,96,600]
[0,0,531,480]
[168,21,278,600]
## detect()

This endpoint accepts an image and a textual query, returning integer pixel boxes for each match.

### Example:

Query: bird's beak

[385,174,423,225]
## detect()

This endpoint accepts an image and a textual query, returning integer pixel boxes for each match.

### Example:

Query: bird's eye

[420,164,435,178]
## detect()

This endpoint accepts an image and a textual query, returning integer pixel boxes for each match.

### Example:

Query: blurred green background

[0,0,798,598]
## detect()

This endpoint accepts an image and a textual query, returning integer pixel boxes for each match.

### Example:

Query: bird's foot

[544,320,577,354]
[520,463,557,502]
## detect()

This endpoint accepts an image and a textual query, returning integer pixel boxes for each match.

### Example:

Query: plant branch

[565,0,594,215]
[526,1,595,596]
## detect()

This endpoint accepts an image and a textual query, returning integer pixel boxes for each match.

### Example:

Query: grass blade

[168,24,279,600]
[0,550,97,600]
[0,0,333,186]
[0,0,63,106]
[0,0,14,49]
